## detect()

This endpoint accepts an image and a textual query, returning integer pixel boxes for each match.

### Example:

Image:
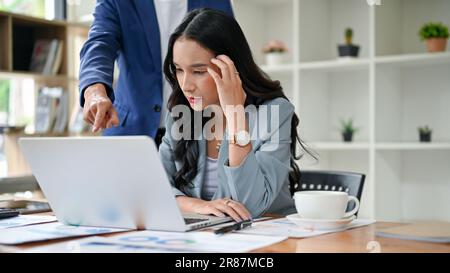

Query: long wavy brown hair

[163,8,315,194]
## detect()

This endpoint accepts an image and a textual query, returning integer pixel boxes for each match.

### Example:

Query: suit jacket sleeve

[222,101,294,218]
[79,0,121,107]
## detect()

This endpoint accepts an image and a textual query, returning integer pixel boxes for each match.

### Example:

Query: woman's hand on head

[207,55,246,119]
[192,198,252,222]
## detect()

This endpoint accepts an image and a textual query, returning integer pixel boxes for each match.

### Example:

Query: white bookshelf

[375,51,450,67]
[310,142,370,151]
[299,59,370,72]
[234,0,450,222]
[260,63,296,73]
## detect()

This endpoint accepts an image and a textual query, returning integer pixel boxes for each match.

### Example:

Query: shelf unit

[309,142,370,151]
[0,10,89,177]
[234,0,450,221]
[376,142,450,151]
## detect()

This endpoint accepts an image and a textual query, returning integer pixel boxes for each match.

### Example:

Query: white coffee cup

[294,191,360,219]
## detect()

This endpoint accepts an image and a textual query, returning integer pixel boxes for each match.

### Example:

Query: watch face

[236,130,251,146]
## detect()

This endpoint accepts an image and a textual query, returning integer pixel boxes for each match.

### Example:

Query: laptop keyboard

[184,218,208,225]
[0,208,20,220]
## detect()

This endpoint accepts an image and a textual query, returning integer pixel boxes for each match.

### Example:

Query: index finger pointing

[93,108,107,132]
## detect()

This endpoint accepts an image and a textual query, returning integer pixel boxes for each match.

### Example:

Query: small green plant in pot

[340,118,359,142]
[338,28,360,58]
[419,22,449,52]
[262,40,288,66]
[418,126,432,142]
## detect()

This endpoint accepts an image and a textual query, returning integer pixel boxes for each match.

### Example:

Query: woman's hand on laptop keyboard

[177,196,252,222]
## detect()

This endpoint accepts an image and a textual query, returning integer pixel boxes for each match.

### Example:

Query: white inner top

[153,0,188,127]
[201,157,219,201]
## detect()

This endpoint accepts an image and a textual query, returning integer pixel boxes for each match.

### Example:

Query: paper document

[0,222,130,245]
[22,237,177,253]
[100,230,287,253]
[0,215,57,229]
[236,218,376,238]
[21,230,287,253]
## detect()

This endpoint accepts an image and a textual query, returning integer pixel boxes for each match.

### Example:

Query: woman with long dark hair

[159,8,310,221]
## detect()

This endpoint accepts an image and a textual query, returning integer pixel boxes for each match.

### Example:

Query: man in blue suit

[79,0,233,144]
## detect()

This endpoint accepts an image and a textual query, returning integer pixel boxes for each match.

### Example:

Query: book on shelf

[34,87,69,134]
[51,41,64,75]
[376,221,450,243]
[53,89,69,133]
[34,88,57,133]
[29,39,64,75]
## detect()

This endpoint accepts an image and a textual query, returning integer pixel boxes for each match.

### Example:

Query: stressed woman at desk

[159,8,312,221]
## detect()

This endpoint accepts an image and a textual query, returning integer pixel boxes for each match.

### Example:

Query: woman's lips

[188,97,201,104]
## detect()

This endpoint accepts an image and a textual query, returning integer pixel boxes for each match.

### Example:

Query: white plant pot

[265,52,285,66]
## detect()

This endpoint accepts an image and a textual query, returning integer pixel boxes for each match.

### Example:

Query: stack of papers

[0,222,130,245]
[235,218,376,238]
[21,230,287,253]
[22,237,171,253]
[0,215,57,229]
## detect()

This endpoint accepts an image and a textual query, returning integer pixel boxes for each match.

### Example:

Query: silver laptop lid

[19,136,189,231]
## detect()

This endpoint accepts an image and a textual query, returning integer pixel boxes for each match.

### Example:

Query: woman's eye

[194,71,206,75]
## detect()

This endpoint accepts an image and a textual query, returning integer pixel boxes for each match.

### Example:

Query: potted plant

[419,22,449,52]
[340,118,358,142]
[338,28,360,58]
[262,40,288,66]
[418,126,432,142]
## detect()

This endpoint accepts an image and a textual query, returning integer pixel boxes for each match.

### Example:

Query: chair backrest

[290,170,365,213]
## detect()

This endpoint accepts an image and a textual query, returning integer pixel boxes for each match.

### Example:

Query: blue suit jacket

[79,0,234,138]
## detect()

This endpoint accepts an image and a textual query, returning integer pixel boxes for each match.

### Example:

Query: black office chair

[289,170,365,214]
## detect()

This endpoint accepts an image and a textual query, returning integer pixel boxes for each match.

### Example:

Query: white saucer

[286,214,356,230]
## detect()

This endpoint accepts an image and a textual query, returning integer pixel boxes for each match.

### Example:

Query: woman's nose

[181,74,195,92]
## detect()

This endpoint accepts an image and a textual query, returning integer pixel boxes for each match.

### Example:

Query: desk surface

[255,222,450,253]
[11,218,450,253]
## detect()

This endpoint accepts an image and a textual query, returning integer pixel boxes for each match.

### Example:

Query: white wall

[66,0,96,23]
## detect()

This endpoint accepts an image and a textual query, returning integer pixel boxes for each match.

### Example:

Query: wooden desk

[9,219,450,253]
[255,222,450,253]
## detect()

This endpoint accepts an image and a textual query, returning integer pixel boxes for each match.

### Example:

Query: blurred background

[0,0,449,222]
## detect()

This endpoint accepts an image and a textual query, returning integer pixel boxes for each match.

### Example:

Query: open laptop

[19,136,231,232]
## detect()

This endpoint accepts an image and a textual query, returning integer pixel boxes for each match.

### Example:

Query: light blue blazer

[158,98,296,218]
